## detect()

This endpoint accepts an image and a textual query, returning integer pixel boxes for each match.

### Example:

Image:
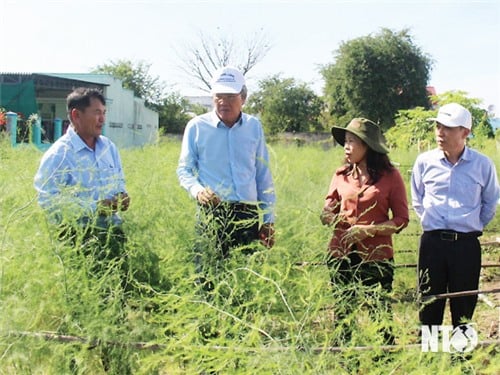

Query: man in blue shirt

[34,87,130,253]
[411,103,499,330]
[34,87,132,373]
[34,88,129,229]
[177,66,276,291]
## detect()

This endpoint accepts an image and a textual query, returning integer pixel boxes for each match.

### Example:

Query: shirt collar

[460,146,471,161]
[437,146,471,162]
[210,110,243,128]
[67,125,99,152]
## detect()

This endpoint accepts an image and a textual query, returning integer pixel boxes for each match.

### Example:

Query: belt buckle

[440,231,457,241]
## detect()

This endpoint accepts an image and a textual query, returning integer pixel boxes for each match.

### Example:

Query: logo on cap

[216,73,236,83]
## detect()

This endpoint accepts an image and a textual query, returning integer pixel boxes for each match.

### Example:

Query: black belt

[200,202,257,212]
[425,230,482,241]
[226,202,258,211]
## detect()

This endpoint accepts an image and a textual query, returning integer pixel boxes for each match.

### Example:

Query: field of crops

[0,135,499,374]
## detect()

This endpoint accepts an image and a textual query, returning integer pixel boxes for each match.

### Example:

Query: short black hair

[67,87,106,113]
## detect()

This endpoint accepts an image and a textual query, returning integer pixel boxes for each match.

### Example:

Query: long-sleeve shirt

[177,110,276,223]
[411,147,499,232]
[34,126,127,225]
[324,166,409,261]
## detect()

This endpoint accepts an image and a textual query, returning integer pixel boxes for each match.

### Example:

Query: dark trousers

[418,231,481,327]
[194,202,259,290]
[58,220,132,374]
[59,221,130,292]
[328,252,394,291]
[327,251,395,343]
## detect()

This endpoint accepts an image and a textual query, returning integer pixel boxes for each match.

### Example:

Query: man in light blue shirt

[177,66,276,291]
[35,88,130,230]
[411,103,499,330]
[34,87,132,373]
[34,88,131,274]
[34,87,131,279]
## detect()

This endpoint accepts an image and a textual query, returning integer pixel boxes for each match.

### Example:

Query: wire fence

[2,330,499,354]
[294,236,500,268]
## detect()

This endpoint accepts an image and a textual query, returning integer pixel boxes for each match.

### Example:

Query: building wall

[50,73,159,148]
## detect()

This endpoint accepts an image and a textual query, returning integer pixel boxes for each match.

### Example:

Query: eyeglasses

[214,94,240,102]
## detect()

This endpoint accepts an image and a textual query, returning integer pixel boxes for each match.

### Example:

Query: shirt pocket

[451,172,481,209]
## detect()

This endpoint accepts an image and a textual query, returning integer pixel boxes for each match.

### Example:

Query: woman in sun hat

[320,117,409,344]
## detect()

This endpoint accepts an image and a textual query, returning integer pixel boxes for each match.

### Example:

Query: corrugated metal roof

[0,73,108,88]
[43,73,111,86]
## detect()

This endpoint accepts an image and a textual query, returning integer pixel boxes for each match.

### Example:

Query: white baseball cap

[210,66,245,94]
[428,103,472,129]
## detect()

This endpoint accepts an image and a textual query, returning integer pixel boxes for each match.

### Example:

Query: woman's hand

[320,206,338,226]
[341,224,376,244]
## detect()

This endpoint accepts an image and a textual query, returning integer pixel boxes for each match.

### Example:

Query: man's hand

[197,187,221,207]
[115,192,130,211]
[259,223,275,248]
[98,192,130,214]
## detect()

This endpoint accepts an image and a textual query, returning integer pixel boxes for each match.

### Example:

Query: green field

[0,135,499,374]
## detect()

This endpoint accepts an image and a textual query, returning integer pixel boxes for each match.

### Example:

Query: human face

[213,93,245,127]
[71,97,106,147]
[435,122,469,154]
[344,132,368,165]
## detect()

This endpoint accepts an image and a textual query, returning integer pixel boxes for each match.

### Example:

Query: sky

[1,0,499,113]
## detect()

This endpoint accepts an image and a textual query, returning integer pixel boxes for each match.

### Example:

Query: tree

[175,28,272,92]
[92,59,165,107]
[384,106,434,151]
[321,28,433,130]
[157,93,196,134]
[385,91,495,150]
[246,75,324,135]
[434,90,494,140]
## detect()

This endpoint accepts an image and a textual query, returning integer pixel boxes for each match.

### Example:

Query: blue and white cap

[210,66,245,94]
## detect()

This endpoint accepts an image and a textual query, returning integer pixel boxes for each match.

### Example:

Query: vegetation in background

[246,75,325,134]
[92,59,165,108]
[173,27,272,93]
[156,93,196,134]
[91,28,499,137]
[386,91,496,150]
[321,28,433,130]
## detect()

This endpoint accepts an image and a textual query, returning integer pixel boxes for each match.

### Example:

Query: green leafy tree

[386,91,495,150]
[158,93,194,134]
[321,28,432,129]
[434,91,494,141]
[92,59,164,107]
[385,106,434,151]
[246,75,324,135]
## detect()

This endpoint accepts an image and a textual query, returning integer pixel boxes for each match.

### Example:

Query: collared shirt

[177,110,276,223]
[34,126,127,225]
[325,166,409,261]
[411,147,499,232]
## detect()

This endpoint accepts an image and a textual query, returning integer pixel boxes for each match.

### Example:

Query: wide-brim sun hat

[332,118,389,154]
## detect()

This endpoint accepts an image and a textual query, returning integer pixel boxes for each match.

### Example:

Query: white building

[0,72,159,148]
